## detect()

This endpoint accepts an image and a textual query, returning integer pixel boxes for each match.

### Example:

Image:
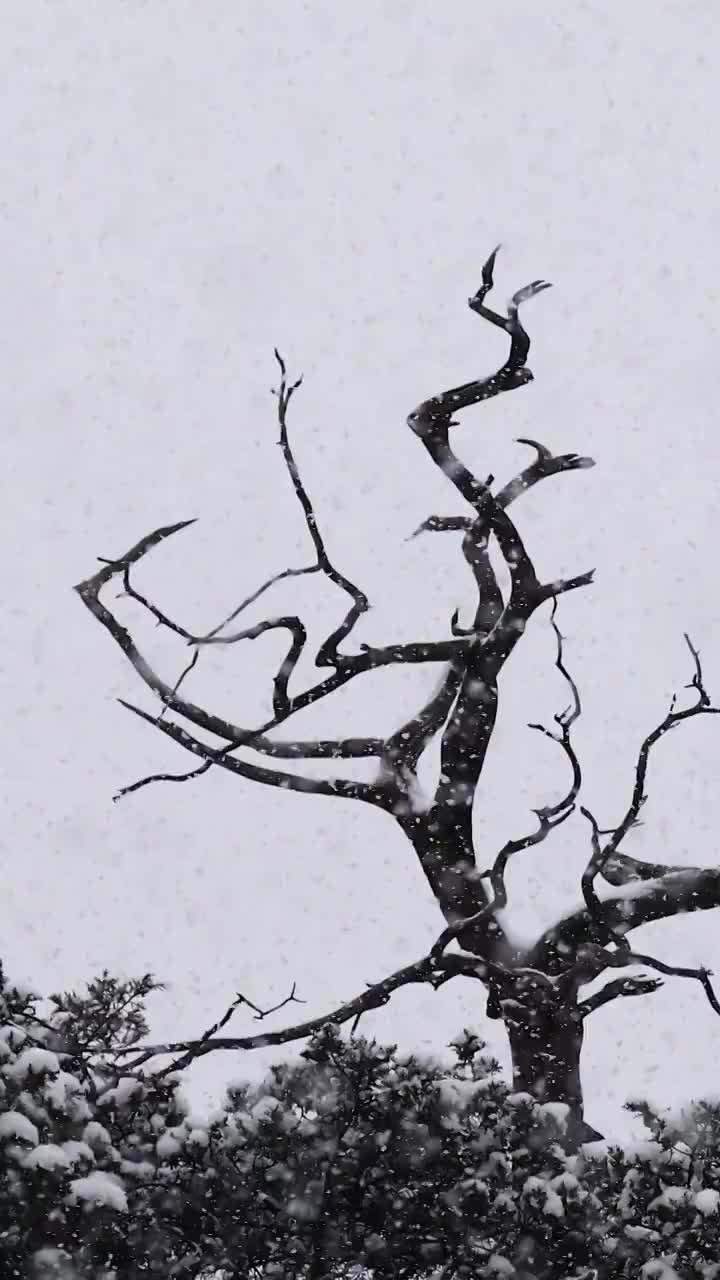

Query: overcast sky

[3,1,720,1140]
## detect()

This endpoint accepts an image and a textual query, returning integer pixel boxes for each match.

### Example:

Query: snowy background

[3,0,720,1140]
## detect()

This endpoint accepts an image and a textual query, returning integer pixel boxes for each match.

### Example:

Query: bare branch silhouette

[77,247,719,1145]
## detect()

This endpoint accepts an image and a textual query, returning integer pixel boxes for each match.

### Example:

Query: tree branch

[575,635,720,943]
[76,251,598,982]
[494,438,595,509]
[574,943,720,1022]
[196,615,308,719]
[596,635,720,882]
[117,699,390,807]
[402,251,593,825]
[118,947,488,1073]
[407,247,550,437]
[578,975,664,1018]
[380,661,464,805]
[272,350,369,669]
[528,866,720,976]
[410,438,595,541]
[76,519,490,805]
[427,601,583,953]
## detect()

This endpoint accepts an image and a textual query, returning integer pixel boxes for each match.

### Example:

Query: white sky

[3,1,720,1140]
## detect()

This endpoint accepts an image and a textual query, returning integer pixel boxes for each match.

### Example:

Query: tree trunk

[503,1002,603,1148]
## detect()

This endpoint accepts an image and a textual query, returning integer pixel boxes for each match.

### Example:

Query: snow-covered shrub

[0,962,188,1277]
[3,963,720,1278]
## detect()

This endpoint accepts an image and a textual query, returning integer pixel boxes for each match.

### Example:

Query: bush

[2,965,720,1278]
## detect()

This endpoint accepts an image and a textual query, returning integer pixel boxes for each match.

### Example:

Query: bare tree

[75,248,720,1148]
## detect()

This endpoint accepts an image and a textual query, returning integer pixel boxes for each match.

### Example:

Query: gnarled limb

[600,849,706,887]
[579,975,664,1018]
[403,252,592,832]
[530,865,720,977]
[77,254,592,821]
[571,942,720,1021]
[117,699,391,807]
[380,661,464,799]
[494,438,595,509]
[411,438,595,541]
[76,519,493,802]
[407,248,550,436]
[424,601,583,958]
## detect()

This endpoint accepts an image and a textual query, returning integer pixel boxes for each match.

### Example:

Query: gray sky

[3,0,720,1139]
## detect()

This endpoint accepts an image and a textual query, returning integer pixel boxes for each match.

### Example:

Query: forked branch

[573,941,720,1023]
[76,249,601,989]
[119,935,491,1074]
[76,250,594,824]
[579,635,720,937]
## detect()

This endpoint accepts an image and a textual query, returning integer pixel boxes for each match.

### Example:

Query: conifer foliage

[2,963,720,1278]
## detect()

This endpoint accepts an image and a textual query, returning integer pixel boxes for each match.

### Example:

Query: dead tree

[75,248,720,1148]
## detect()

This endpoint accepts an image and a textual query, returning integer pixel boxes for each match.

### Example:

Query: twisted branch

[428,600,584,956]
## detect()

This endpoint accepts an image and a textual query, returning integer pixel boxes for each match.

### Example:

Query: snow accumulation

[695,1187,720,1215]
[67,1171,128,1213]
[537,1100,570,1130]
[648,1184,689,1212]
[506,1092,535,1108]
[0,1110,39,1145]
[2,974,38,1001]
[156,1130,184,1160]
[23,1144,73,1172]
[484,1256,514,1275]
[521,1175,565,1218]
[21,1140,93,1173]
[98,1076,143,1107]
[44,1070,92,1120]
[61,1140,94,1165]
[186,1126,209,1147]
[436,1076,487,1109]
[620,1138,664,1163]
[82,1120,112,1149]
[641,1261,682,1279]
[5,1047,60,1080]
[0,1026,26,1048]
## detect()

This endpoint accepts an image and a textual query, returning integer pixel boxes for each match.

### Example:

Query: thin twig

[119,949,489,1073]
[273,350,369,668]
[113,760,212,802]
[580,635,720,928]
[153,984,306,1075]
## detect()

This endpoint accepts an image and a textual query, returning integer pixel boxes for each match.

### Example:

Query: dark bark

[503,999,603,1148]
[397,808,507,958]
[77,248,720,1153]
